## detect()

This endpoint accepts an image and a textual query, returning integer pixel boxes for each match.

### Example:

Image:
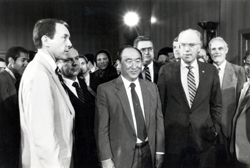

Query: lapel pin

[202,70,205,73]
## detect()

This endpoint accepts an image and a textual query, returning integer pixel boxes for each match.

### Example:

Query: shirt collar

[213,60,227,70]
[63,77,79,87]
[5,67,16,80]
[121,75,140,89]
[143,61,153,69]
[37,49,57,72]
[180,59,198,70]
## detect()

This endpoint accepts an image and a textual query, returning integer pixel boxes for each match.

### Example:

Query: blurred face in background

[209,39,228,66]
[9,52,29,76]
[0,60,6,73]
[79,57,89,75]
[173,41,181,59]
[96,53,109,70]
[137,41,154,66]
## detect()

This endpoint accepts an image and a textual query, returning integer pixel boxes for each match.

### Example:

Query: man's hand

[101,158,115,168]
[155,154,164,168]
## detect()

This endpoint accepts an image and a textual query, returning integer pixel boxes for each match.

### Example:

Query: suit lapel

[222,62,235,89]
[116,77,136,132]
[140,79,150,129]
[35,54,75,114]
[174,62,189,107]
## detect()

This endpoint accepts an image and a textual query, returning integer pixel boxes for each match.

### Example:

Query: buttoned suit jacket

[0,70,20,167]
[157,61,222,154]
[230,82,250,165]
[94,76,165,168]
[219,62,245,143]
[19,52,75,168]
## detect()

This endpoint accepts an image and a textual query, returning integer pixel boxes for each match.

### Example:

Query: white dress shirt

[62,77,80,98]
[181,59,199,108]
[213,60,226,88]
[142,61,154,82]
[121,75,147,143]
[84,73,90,86]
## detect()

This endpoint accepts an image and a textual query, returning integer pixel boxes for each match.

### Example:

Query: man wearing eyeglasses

[158,29,222,168]
[134,36,163,84]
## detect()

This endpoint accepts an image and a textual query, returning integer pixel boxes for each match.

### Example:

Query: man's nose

[67,39,72,48]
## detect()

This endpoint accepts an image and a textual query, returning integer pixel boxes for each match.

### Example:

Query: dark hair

[5,46,29,65]
[79,54,88,63]
[133,36,153,48]
[95,49,111,64]
[0,58,4,62]
[117,45,142,61]
[33,18,69,49]
[85,53,95,64]
[157,47,173,59]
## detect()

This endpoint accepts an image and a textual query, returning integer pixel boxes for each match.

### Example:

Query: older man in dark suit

[95,46,165,168]
[134,36,163,84]
[0,46,29,168]
[57,48,98,168]
[157,29,222,168]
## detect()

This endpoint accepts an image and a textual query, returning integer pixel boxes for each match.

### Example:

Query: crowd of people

[0,18,250,168]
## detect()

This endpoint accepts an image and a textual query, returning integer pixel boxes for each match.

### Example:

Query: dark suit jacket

[94,76,165,168]
[157,61,222,154]
[89,72,101,93]
[139,61,163,84]
[219,62,245,143]
[62,77,98,168]
[0,70,20,168]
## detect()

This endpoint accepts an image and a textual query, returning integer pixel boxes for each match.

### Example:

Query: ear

[8,57,14,65]
[41,35,50,47]
[225,47,229,54]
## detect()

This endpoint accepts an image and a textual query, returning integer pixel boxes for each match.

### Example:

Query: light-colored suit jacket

[231,82,250,165]
[94,76,165,168]
[19,51,75,168]
[220,62,245,143]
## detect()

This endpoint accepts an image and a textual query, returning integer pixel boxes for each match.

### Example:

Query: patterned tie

[187,66,196,107]
[130,83,147,142]
[72,82,85,103]
[144,66,151,82]
[55,67,65,86]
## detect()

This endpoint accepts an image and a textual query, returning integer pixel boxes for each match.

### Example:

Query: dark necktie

[72,82,85,103]
[187,66,196,107]
[55,67,64,85]
[144,66,151,82]
[130,83,147,142]
[217,67,221,73]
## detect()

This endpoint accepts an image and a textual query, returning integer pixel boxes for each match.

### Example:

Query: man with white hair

[158,29,222,168]
[209,37,245,167]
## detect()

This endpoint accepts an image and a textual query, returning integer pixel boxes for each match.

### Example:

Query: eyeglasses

[180,43,200,49]
[140,47,153,53]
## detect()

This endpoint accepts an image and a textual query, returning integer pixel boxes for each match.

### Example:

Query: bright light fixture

[151,16,157,24]
[124,12,139,27]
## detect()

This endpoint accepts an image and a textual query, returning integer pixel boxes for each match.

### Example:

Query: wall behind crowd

[0,0,249,64]
[151,0,250,65]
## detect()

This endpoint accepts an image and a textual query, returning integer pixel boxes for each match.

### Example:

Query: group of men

[0,18,250,168]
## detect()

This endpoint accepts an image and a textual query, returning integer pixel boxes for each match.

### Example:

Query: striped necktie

[144,66,151,82]
[187,66,196,107]
[72,82,85,103]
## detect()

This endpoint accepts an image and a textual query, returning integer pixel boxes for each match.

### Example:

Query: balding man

[158,29,222,168]
[209,37,245,167]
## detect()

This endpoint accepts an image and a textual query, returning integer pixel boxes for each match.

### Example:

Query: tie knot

[144,66,149,70]
[186,66,193,70]
[217,67,221,71]
[130,83,136,89]
[72,82,80,88]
